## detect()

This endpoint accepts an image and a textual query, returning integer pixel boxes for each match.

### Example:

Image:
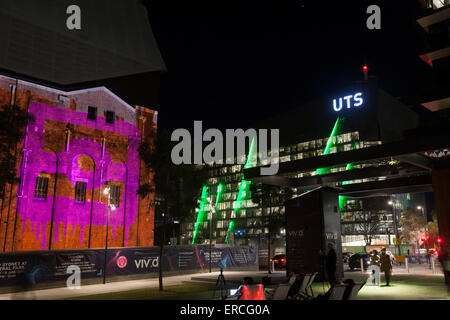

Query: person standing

[325,242,337,285]
[369,250,381,285]
[370,250,380,268]
[380,248,393,286]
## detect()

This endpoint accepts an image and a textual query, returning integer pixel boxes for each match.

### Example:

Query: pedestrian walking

[380,248,393,286]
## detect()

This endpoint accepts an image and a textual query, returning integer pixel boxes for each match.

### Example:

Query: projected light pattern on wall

[17,103,141,249]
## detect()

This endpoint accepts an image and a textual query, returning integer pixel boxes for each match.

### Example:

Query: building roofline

[0,72,136,113]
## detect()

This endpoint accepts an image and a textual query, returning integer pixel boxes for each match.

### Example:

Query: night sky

[112,0,434,131]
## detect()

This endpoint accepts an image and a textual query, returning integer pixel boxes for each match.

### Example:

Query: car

[270,254,286,268]
[342,252,353,263]
[348,252,370,270]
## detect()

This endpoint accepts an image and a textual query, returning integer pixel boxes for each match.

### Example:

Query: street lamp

[206,192,215,273]
[103,186,115,284]
[388,199,400,254]
[418,206,429,264]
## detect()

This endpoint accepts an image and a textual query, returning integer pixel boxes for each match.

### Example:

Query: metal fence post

[360,258,365,274]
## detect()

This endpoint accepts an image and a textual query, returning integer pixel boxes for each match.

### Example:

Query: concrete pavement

[0,264,447,300]
[0,270,286,300]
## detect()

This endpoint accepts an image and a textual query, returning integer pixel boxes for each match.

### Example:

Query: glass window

[75,181,87,203]
[109,185,120,207]
[105,110,115,124]
[34,177,49,200]
[87,106,97,120]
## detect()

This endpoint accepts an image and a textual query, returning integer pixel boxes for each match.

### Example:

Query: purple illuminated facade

[0,75,157,252]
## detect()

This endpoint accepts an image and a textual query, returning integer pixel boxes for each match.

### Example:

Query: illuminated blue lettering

[354,92,363,106]
[344,95,353,109]
[332,92,364,112]
[333,98,343,112]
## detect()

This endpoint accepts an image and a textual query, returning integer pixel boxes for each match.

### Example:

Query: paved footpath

[0,270,286,300]
[0,265,447,300]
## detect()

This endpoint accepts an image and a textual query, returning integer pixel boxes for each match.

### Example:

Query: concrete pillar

[432,169,450,286]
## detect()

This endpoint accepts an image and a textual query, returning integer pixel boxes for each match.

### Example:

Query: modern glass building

[181,78,428,254]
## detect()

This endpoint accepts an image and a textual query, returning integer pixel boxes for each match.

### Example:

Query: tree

[250,182,293,274]
[137,129,207,290]
[399,208,427,245]
[427,211,440,246]
[357,211,382,246]
[0,104,34,195]
[399,207,428,260]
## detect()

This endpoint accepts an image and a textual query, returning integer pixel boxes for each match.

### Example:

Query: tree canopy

[0,104,34,194]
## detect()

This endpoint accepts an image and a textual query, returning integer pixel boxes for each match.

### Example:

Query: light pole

[388,200,400,255]
[418,206,429,265]
[207,191,215,273]
[103,187,115,284]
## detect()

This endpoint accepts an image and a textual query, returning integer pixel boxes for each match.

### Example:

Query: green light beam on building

[315,117,340,176]
[339,142,358,211]
[192,185,209,244]
[227,138,257,243]
[215,183,224,207]
[225,220,235,244]
[233,138,257,213]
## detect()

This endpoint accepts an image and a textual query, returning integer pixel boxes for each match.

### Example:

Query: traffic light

[436,238,442,244]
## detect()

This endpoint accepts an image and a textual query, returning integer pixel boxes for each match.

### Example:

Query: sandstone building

[0,74,157,252]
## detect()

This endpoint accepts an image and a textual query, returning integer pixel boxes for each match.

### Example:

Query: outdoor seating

[346,283,365,300]
[292,272,317,300]
[305,272,318,298]
[292,273,311,300]
[288,273,297,286]
[267,283,291,300]
[327,284,347,300]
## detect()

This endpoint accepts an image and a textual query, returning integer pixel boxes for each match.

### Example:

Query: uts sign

[332,92,364,112]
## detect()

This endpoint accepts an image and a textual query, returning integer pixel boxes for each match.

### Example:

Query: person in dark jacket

[380,248,393,286]
[325,242,337,285]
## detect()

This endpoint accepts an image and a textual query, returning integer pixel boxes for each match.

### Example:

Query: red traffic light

[362,64,369,72]
[437,238,442,243]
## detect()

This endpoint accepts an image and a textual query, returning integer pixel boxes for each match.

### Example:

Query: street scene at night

[0,0,449,316]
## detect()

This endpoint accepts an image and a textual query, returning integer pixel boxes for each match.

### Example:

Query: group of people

[369,248,393,286]
[323,242,393,286]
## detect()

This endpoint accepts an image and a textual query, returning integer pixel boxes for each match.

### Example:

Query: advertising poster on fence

[0,246,257,289]
[0,250,104,287]
[105,246,258,276]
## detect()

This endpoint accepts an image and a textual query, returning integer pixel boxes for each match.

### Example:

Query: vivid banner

[0,246,257,289]
[105,246,258,276]
[0,250,104,287]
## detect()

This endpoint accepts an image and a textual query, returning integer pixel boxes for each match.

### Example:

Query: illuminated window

[75,181,87,203]
[34,177,49,200]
